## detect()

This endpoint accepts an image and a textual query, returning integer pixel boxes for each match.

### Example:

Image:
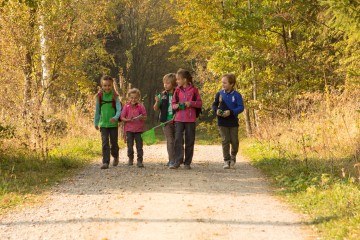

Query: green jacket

[94,91,121,128]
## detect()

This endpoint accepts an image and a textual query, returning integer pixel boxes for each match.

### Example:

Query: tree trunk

[22,8,36,123]
[244,109,252,136]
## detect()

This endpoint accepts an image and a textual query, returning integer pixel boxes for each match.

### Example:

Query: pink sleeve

[140,104,147,116]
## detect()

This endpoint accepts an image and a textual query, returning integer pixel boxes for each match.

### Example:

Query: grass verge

[240,138,360,240]
[0,137,101,215]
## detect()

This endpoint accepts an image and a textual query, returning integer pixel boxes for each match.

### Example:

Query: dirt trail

[0,144,314,240]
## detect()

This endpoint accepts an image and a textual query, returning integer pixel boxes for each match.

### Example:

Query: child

[153,73,177,166]
[94,75,122,169]
[121,88,147,168]
[170,69,202,169]
[212,73,244,169]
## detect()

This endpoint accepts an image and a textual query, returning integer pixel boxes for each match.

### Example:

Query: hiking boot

[101,163,109,169]
[230,160,236,167]
[137,162,144,168]
[223,161,230,169]
[127,159,134,166]
[184,164,191,170]
[113,157,119,166]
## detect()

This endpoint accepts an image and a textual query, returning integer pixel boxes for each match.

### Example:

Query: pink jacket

[172,85,202,123]
[121,103,147,133]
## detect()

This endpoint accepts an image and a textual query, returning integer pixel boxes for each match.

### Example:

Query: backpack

[98,91,123,121]
[174,87,202,118]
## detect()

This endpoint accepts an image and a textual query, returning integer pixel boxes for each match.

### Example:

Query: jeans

[163,122,175,163]
[173,122,196,166]
[126,132,143,162]
[100,127,119,164]
[219,126,239,162]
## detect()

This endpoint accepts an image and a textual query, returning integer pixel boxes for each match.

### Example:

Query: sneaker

[127,160,134,166]
[137,162,144,168]
[113,157,119,166]
[184,165,191,170]
[169,164,179,169]
[230,160,236,167]
[101,163,109,169]
[223,161,230,169]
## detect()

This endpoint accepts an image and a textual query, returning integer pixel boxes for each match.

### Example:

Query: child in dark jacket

[212,73,244,169]
[170,69,202,169]
[154,73,177,166]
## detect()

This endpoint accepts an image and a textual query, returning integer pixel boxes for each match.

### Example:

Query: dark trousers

[163,122,175,163]
[173,122,196,166]
[219,126,239,162]
[100,127,119,164]
[126,132,143,162]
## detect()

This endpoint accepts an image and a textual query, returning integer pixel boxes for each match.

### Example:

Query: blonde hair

[127,88,141,98]
[163,73,177,88]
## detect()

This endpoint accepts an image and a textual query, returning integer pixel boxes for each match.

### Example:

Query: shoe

[184,165,191,170]
[230,160,236,167]
[223,161,230,169]
[127,159,134,166]
[113,157,119,166]
[137,162,144,168]
[166,161,170,166]
[101,163,109,169]
[169,164,179,169]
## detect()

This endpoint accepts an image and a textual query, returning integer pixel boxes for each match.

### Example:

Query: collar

[222,89,234,95]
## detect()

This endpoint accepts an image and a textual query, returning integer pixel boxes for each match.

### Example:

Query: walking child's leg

[229,126,239,165]
[134,132,144,167]
[172,122,185,167]
[126,132,135,165]
[184,122,196,166]
[109,127,119,166]
[109,127,119,158]
[163,123,175,165]
[219,126,231,169]
[100,128,111,165]
[219,126,231,161]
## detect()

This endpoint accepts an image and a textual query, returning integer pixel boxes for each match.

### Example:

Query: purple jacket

[172,85,202,122]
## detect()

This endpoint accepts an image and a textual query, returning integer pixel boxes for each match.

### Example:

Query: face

[101,80,112,93]
[221,77,234,92]
[129,93,140,105]
[163,79,174,91]
[176,74,186,87]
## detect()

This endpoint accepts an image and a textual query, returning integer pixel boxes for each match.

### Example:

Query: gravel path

[0,144,314,240]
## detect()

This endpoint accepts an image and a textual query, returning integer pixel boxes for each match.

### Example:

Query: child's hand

[173,104,179,110]
[222,110,231,117]
[110,118,117,123]
[184,102,191,108]
[140,115,147,121]
[155,95,160,102]
[95,126,99,130]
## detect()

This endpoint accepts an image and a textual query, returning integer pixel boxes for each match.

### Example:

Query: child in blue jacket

[212,74,244,169]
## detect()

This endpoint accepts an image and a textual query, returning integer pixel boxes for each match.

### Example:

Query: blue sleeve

[212,92,220,113]
[114,97,121,120]
[94,97,100,127]
[231,92,244,116]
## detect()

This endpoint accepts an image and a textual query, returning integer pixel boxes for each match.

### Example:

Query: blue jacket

[212,90,244,127]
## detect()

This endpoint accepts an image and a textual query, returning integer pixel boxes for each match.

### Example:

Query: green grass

[0,137,101,213]
[240,138,360,240]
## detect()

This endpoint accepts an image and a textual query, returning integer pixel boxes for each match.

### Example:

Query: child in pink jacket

[169,69,202,169]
